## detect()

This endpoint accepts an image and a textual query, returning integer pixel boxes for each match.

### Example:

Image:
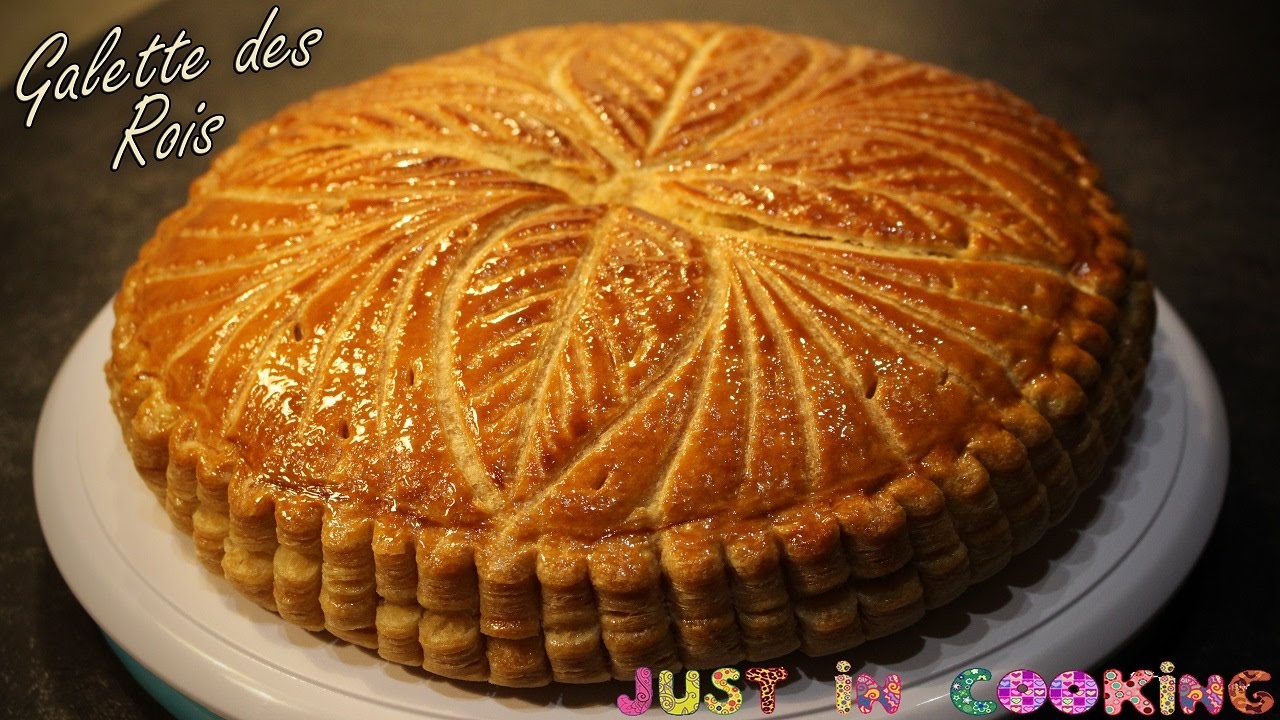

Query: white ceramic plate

[35,293,1227,719]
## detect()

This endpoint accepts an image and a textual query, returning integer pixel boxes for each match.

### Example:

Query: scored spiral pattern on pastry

[108,22,1154,686]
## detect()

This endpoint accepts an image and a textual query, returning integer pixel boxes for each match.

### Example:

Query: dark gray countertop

[2,2,1276,717]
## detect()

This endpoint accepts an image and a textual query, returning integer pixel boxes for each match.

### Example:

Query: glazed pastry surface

[108,22,1153,686]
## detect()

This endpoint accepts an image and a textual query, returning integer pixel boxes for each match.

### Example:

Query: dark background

[2,2,1275,717]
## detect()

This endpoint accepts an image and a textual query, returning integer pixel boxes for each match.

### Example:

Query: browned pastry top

[107,22,1147,685]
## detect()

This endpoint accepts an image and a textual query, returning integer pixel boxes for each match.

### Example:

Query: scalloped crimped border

[105,252,1153,687]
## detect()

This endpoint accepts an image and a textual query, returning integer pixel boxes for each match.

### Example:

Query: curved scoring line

[751,248,1032,425]
[507,207,616,486]
[437,101,591,165]
[852,105,1076,192]
[643,28,726,157]
[219,228,399,435]
[857,111,1072,205]
[667,38,842,160]
[467,251,582,307]
[473,365,536,429]
[150,185,405,375]
[168,162,569,425]
[147,222,341,281]
[760,173,1051,266]
[469,39,633,173]
[748,259,910,464]
[726,256,823,495]
[653,161,1063,270]
[865,185,1048,262]
[730,271,761,504]
[354,60,563,108]
[431,200,572,514]
[502,223,729,523]
[817,54,932,100]
[768,249,998,407]
[472,284,567,329]
[745,233,1072,324]
[655,199,1068,278]
[585,292,631,403]
[463,325,546,401]
[590,39,675,150]
[162,250,335,395]
[290,210,458,440]
[850,124,1076,268]
[249,126,607,201]
[139,237,343,334]
[546,49,633,172]
[786,245,1052,387]
[373,220,475,442]
[145,194,418,334]
[639,267,730,519]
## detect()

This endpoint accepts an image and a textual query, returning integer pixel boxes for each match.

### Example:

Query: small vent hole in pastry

[407,365,416,387]
[337,419,350,440]
[291,322,303,341]
[864,376,878,399]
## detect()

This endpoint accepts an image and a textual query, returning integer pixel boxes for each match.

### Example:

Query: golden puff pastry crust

[107,22,1154,686]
